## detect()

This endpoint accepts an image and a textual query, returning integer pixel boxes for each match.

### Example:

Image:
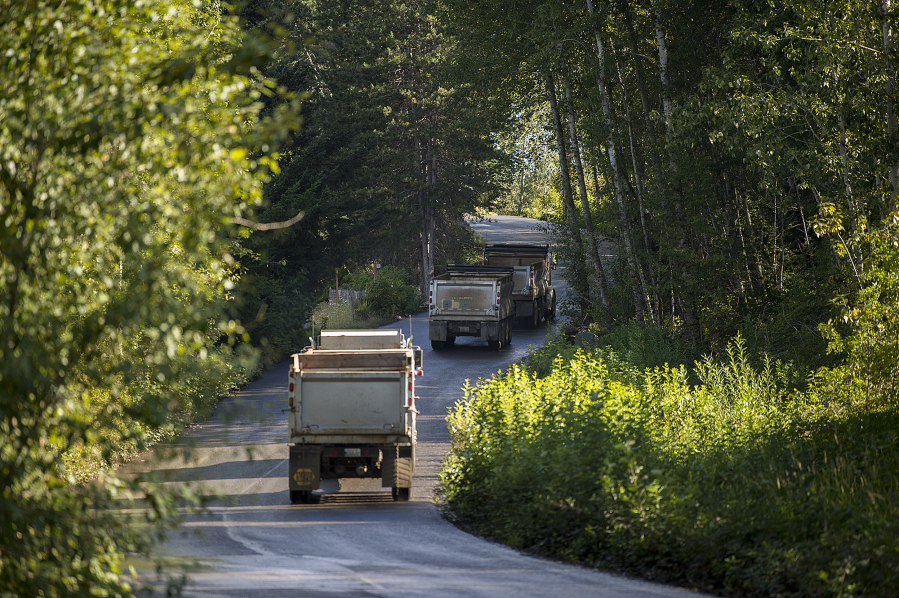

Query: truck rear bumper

[430,319,503,341]
[289,443,414,490]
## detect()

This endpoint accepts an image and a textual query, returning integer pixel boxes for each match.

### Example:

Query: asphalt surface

[132,216,706,598]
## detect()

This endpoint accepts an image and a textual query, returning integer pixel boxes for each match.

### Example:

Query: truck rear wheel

[431,340,445,350]
[392,487,411,502]
[487,339,500,351]
[446,335,456,345]
[290,490,311,504]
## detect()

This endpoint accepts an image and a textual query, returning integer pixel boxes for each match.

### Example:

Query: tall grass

[442,335,899,597]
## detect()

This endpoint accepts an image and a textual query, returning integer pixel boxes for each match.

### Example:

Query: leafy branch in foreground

[0,0,299,595]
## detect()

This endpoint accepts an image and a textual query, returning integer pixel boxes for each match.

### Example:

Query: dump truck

[483,243,556,328]
[287,329,422,504]
[428,264,514,351]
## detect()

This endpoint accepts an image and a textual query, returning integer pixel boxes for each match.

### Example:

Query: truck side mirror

[414,348,423,369]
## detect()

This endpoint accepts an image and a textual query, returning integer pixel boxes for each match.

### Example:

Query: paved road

[134,216,704,598]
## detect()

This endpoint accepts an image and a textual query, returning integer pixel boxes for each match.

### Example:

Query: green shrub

[345,266,422,318]
[442,339,899,597]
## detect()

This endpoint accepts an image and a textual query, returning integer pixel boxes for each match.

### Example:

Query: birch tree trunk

[584,0,646,323]
[885,0,899,205]
[620,0,665,193]
[545,68,602,308]
[418,135,431,295]
[615,57,660,324]
[421,142,437,293]
[560,63,612,310]
[649,0,700,336]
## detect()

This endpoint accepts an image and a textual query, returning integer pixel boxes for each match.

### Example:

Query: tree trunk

[615,53,660,324]
[649,0,699,337]
[584,1,646,323]
[545,68,597,307]
[885,0,899,205]
[419,137,436,297]
[737,181,764,290]
[560,63,612,310]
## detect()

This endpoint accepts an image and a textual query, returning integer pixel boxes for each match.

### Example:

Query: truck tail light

[496,289,500,305]
[529,267,535,289]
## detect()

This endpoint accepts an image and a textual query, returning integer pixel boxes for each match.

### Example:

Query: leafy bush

[526,324,692,380]
[442,338,899,597]
[345,266,422,318]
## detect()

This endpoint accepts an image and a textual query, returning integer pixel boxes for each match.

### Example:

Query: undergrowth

[442,333,899,597]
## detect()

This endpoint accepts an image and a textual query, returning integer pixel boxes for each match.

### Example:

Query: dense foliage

[230,0,504,363]
[345,266,423,320]
[443,0,899,371]
[0,0,298,594]
[442,334,899,597]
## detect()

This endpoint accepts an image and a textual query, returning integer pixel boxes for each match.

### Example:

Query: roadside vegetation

[5,0,898,594]
[442,328,899,597]
[440,1,899,592]
[306,266,424,338]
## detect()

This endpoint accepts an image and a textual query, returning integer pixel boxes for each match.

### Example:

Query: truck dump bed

[428,265,515,350]
[483,243,555,327]
[290,330,417,444]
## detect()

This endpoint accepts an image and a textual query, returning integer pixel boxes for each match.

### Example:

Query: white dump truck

[428,264,515,351]
[287,329,422,503]
[483,243,556,328]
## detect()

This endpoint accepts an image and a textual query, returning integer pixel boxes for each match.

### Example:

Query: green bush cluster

[442,337,899,597]
[344,266,422,319]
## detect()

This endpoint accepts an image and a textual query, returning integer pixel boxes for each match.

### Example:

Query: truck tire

[431,340,445,350]
[290,490,311,504]
[392,487,411,502]
[446,335,456,345]
[488,339,500,351]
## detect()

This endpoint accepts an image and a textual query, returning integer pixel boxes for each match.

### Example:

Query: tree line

[231,0,504,358]
[444,0,898,383]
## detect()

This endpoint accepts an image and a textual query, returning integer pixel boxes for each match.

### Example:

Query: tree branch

[232,210,305,231]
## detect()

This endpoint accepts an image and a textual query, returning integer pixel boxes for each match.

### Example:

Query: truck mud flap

[515,300,534,316]
[289,445,321,491]
[480,321,500,341]
[381,446,414,488]
[429,321,447,341]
